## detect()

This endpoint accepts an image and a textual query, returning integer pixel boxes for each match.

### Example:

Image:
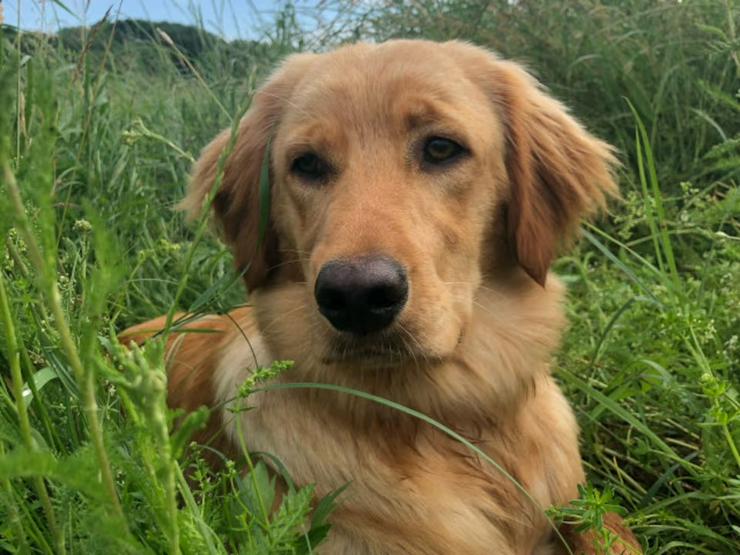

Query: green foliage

[548,484,628,552]
[0,1,738,553]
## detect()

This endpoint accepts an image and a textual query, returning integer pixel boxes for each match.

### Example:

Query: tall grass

[1,1,738,553]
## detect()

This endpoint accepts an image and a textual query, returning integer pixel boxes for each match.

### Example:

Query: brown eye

[291,152,330,181]
[423,137,466,165]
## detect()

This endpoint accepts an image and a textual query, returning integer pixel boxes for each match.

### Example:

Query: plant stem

[722,423,740,471]
[0,268,63,553]
[0,468,29,554]
[175,464,222,554]
[2,161,124,521]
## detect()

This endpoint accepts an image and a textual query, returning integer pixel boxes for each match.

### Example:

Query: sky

[2,0,303,40]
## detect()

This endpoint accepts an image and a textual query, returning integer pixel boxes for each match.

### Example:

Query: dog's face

[182,40,616,369]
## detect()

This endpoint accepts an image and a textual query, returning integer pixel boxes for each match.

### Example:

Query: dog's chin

[319,331,430,369]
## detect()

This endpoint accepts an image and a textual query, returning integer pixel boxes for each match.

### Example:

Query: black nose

[314,256,408,335]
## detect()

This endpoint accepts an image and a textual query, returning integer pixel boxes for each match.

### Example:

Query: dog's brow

[282,122,337,157]
[260,89,314,121]
[402,99,467,137]
[405,102,445,130]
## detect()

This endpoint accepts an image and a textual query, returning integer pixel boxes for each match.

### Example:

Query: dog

[121,40,642,554]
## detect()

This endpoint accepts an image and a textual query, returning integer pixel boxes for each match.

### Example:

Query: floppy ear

[447,42,618,286]
[492,58,619,286]
[179,54,315,290]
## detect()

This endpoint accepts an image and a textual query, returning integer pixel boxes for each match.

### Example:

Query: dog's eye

[423,137,465,165]
[291,152,330,181]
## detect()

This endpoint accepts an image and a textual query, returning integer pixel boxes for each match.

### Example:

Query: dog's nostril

[367,284,404,309]
[314,256,408,335]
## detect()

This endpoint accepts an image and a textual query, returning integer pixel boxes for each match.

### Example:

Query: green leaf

[170,406,210,459]
[0,447,107,501]
[311,483,348,528]
[20,367,59,407]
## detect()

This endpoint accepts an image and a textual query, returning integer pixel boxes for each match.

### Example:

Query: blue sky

[2,1,304,39]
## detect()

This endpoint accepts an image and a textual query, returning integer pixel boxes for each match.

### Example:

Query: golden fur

[122,40,641,554]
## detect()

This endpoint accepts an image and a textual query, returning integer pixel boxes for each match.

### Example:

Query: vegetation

[0,1,738,553]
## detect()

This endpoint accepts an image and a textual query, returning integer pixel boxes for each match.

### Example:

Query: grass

[0,1,738,553]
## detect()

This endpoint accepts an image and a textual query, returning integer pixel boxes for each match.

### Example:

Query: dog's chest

[232,392,555,554]
[213,336,580,554]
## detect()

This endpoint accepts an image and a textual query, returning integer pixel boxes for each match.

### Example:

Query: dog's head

[182,40,617,369]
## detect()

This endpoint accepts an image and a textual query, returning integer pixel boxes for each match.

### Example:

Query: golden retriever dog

[122,40,642,554]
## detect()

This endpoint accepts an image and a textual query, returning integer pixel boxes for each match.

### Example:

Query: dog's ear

[448,43,618,286]
[179,54,315,290]
[493,59,619,285]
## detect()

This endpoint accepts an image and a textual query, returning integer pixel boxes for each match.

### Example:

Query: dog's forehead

[281,42,482,132]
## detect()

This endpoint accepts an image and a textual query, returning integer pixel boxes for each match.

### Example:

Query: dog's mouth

[320,332,420,367]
